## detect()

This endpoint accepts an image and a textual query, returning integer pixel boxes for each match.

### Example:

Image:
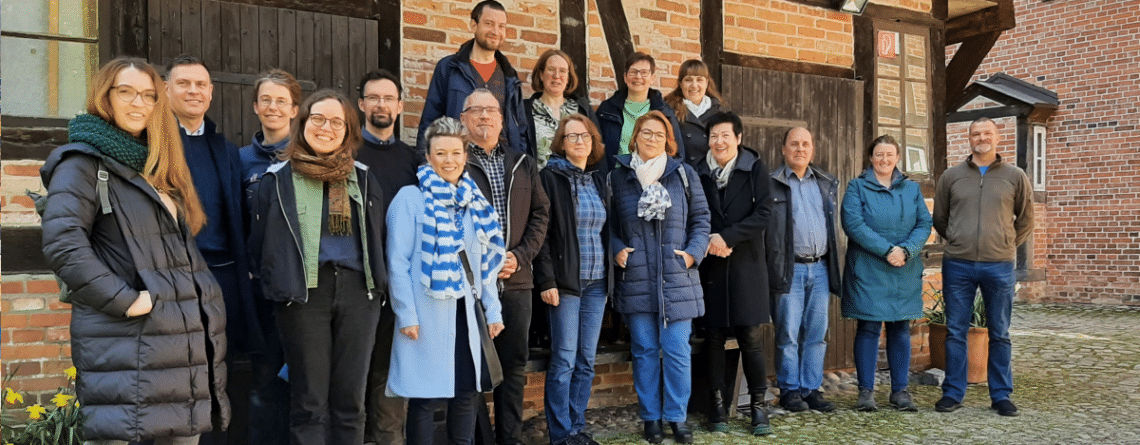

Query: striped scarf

[417,164,506,300]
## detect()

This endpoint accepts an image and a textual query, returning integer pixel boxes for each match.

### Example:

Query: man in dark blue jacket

[417,0,527,155]
[766,127,841,415]
[166,54,262,444]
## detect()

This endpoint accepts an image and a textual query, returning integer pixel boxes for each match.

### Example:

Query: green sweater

[933,154,1034,262]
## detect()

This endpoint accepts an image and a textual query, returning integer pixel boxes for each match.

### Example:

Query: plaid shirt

[572,173,606,280]
[469,143,508,230]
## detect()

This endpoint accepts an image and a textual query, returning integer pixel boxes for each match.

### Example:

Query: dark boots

[708,389,729,432]
[750,390,772,436]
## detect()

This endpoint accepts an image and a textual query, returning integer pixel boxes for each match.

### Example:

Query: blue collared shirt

[786,166,828,258]
[362,129,397,146]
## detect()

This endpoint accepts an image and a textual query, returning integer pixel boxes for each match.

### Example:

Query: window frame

[871,19,935,175]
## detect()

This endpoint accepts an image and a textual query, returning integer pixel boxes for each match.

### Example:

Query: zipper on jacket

[976,174,984,261]
[362,177,375,302]
[274,172,308,304]
[656,218,667,328]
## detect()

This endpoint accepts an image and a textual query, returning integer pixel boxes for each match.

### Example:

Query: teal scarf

[68,113,150,172]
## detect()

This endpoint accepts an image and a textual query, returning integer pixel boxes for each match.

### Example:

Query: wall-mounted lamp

[836,0,870,14]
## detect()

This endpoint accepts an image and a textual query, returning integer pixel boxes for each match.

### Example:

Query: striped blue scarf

[417,164,506,300]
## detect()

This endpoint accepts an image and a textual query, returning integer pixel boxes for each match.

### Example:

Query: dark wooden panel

[146,0,162,62]
[277,9,298,74]
[2,227,49,273]
[347,17,369,97]
[211,0,371,19]
[99,0,149,62]
[161,0,182,64]
[312,12,333,89]
[295,11,315,81]
[331,15,350,91]
[181,0,202,58]
[374,0,400,77]
[239,4,260,75]
[0,123,69,160]
[722,52,854,80]
[242,83,260,144]
[259,7,279,71]
[365,21,379,81]
[200,0,223,70]
[560,0,588,98]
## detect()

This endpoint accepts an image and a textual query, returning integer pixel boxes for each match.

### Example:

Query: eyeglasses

[638,130,668,141]
[563,132,592,143]
[112,86,158,106]
[463,106,501,116]
[258,96,292,108]
[362,95,399,106]
[626,69,653,78]
[309,114,346,131]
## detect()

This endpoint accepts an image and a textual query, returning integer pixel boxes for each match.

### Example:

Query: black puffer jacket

[40,143,229,441]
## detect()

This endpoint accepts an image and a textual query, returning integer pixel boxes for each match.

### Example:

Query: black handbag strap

[458,250,504,391]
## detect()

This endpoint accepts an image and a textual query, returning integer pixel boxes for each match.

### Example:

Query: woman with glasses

[41,57,227,444]
[664,59,728,167]
[247,89,389,444]
[386,117,506,445]
[609,111,709,444]
[841,135,932,412]
[533,115,610,445]
[597,52,686,170]
[523,49,599,168]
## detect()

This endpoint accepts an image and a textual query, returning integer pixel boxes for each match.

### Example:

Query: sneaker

[992,399,1020,417]
[779,390,809,412]
[855,388,878,412]
[890,390,918,412]
[935,396,963,412]
[803,390,836,412]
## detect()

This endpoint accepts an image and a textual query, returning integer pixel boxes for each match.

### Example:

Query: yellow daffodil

[26,404,47,419]
[4,388,22,405]
[65,366,77,380]
[51,393,74,408]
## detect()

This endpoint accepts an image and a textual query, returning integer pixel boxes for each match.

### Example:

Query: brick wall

[946,0,1140,305]
[1,274,72,406]
[723,0,854,67]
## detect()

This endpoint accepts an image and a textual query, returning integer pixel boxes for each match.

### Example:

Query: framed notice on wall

[878,31,899,59]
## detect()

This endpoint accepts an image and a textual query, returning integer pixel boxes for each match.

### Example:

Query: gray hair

[424,116,468,146]
[463,88,496,109]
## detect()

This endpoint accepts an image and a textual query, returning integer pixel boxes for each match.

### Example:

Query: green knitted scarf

[68,113,150,172]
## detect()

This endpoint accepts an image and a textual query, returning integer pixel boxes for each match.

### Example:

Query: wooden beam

[946,0,1015,45]
[561,0,589,98]
[931,26,948,178]
[945,30,1001,110]
[595,0,635,81]
[862,3,943,28]
[2,227,49,273]
[947,104,1031,123]
[783,0,831,9]
[721,52,855,79]
[700,0,723,87]
[0,118,69,161]
[215,0,371,20]
[932,0,948,21]
[852,13,875,152]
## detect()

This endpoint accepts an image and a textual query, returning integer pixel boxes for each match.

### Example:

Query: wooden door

[148,0,379,145]
[720,65,864,373]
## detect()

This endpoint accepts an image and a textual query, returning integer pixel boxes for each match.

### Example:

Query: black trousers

[365,301,407,445]
[275,265,381,445]
[705,324,770,394]
[406,302,480,445]
[475,289,531,445]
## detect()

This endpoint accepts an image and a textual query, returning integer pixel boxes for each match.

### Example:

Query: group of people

[39,1,1035,445]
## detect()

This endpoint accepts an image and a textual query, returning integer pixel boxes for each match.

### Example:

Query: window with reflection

[1,0,98,118]
[874,23,931,173]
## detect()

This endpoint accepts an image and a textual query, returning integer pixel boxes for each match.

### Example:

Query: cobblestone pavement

[521,304,1140,445]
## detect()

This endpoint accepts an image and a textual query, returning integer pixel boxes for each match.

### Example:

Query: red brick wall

[1,275,73,406]
[946,0,1140,305]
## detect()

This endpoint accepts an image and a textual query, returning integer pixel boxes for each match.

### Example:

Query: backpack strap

[96,161,111,215]
[677,165,692,200]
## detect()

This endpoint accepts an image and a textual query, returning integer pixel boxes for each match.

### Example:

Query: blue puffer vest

[608,154,711,325]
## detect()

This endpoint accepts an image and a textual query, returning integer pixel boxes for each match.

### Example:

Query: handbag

[459,250,504,391]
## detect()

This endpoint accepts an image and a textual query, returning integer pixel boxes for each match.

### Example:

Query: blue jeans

[774,261,830,394]
[544,280,607,444]
[940,258,1015,402]
[854,319,912,392]
[625,313,692,423]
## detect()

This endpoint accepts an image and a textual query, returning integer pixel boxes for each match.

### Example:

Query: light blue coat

[386,185,504,398]
[840,168,933,321]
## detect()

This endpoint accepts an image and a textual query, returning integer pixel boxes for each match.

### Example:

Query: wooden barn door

[147,0,379,145]
[720,65,864,374]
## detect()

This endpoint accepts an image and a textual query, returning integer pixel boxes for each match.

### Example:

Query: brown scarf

[290,148,355,235]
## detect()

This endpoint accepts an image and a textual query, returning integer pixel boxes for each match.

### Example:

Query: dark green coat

[840,168,932,321]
